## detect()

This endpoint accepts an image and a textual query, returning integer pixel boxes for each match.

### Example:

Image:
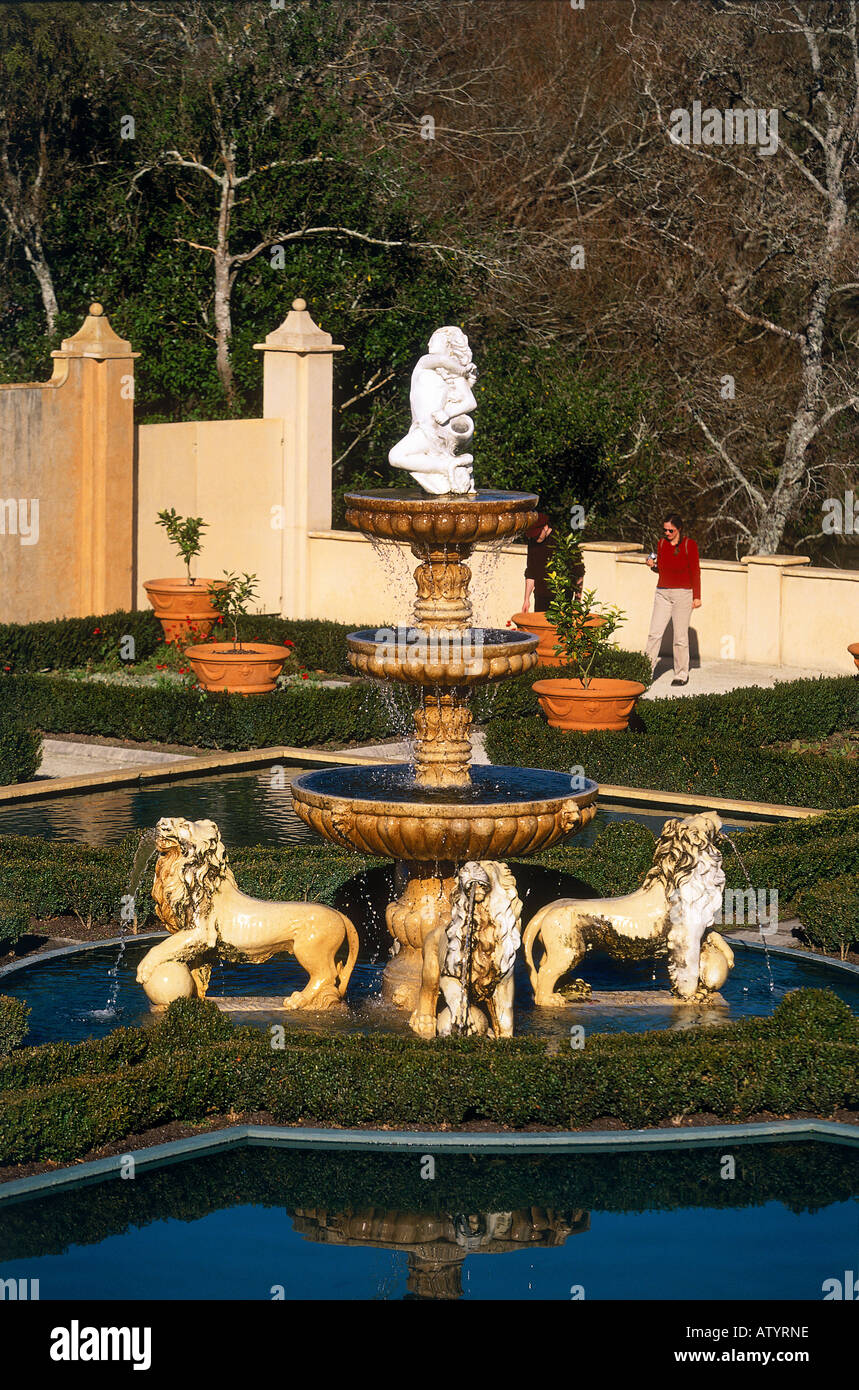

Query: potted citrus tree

[510,521,594,664]
[185,572,289,694]
[531,532,645,730]
[144,510,226,645]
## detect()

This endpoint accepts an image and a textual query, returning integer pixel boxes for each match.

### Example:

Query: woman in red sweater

[644,513,701,686]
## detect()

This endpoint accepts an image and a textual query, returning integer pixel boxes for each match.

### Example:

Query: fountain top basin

[290,763,598,862]
[344,489,539,547]
[347,626,538,686]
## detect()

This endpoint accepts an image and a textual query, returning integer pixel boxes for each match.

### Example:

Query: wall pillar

[50,303,139,615]
[741,554,810,664]
[254,299,343,618]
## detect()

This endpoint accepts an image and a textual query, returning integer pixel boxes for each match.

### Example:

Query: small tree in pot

[144,509,225,645]
[532,529,645,730]
[185,572,289,694]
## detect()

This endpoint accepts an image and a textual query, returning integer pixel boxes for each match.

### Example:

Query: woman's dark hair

[663,513,684,534]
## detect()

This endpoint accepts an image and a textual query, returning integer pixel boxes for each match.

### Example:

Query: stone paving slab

[644,659,825,700]
[39,737,188,779]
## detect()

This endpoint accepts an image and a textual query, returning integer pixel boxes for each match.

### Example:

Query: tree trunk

[213,253,234,406]
[21,236,59,335]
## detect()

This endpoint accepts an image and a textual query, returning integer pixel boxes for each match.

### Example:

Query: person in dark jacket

[644,513,701,686]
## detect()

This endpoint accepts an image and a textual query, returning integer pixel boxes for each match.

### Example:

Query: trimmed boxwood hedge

[0,671,413,751]
[798,875,859,959]
[0,991,854,1163]
[0,996,30,1056]
[2,810,857,940]
[0,716,41,785]
[0,610,372,677]
[484,718,859,808]
[0,836,379,939]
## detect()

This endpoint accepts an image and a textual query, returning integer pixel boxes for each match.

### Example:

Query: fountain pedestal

[291,489,599,1016]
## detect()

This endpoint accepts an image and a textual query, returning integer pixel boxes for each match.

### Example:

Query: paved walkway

[38,738,188,780]
[644,659,824,699]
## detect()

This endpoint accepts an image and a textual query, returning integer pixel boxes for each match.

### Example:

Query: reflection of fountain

[291,1207,590,1299]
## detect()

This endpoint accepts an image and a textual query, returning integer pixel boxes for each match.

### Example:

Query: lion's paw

[409,1011,438,1039]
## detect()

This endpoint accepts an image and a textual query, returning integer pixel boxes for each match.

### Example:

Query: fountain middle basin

[290,763,598,860]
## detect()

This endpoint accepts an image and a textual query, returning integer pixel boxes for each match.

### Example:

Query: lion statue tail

[522,909,544,987]
[337,913,360,996]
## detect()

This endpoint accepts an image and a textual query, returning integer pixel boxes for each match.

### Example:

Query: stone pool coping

[0,740,823,819]
[0,1118,856,1204]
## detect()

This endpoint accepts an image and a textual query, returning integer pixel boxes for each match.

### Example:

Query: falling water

[720,830,775,994]
[92,827,158,1020]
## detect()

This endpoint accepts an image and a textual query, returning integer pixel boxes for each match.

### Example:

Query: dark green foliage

[0,989,854,1163]
[484,720,859,809]
[0,717,41,785]
[0,610,163,672]
[154,998,236,1050]
[0,835,379,930]
[0,898,32,945]
[798,878,859,958]
[0,996,30,1056]
[1,672,406,751]
[0,610,364,676]
[638,676,858,744]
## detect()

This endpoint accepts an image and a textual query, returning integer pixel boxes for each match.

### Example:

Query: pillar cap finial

[254,297,343,355]
[52,302,138,360]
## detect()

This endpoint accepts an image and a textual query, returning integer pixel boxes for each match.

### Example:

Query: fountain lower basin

[290,764,598,860]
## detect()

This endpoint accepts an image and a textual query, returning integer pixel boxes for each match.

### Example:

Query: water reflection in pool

[0,1141,855,1300]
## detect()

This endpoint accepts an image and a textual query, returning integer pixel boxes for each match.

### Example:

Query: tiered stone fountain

[291,328,598,1020]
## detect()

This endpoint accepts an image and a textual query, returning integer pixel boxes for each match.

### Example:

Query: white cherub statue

[388,327,478,495]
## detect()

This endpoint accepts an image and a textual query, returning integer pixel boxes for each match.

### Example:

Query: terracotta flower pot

[143,578,226,646]
[511,612,605,667]
[185,642,289,695]
[849,643,859,671]
[532,676,646,731]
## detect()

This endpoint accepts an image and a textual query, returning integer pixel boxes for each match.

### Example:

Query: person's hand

[692,599,702,609]
[646,557,657,571]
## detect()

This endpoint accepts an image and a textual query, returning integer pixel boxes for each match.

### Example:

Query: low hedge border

[484,717,859,808]
[0,611,369,677]
[0,717,41,785]
[0,991,855,1164]
[2,811,858,946]
[0,671,412,752]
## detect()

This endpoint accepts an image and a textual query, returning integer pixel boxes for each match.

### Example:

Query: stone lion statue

[523,812,733,1006]
[136,817,359,1011]
[410,861,522,1039]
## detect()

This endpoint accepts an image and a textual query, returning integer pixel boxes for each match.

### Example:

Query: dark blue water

[4,938,857,1047]
[0,1143,855,1299]
[0,768,757,848]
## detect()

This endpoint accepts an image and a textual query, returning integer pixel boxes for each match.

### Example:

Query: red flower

[284,640,295,647]
[3,665,10,672]
[301,673,309,680]
[93,627,101,635]
[216,616,224,624]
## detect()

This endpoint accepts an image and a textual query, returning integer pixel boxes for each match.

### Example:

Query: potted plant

[848,643,859,672]
[510,527,599,664]
[185,572,289,694]
[143,510,226,645]
[531,533,645,731]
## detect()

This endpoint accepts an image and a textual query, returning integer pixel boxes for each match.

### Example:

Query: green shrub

[0,898,32,944]
[0,989,854,1163]
[151,997,237,1050]
[0,610,368,678]
[1,672,409,751]
[0,996,30,1056]
[483,718,859,808]
[771,988,857,1038]
[0,717,41,785]
[637,676,858,743]
[797,878,859,959]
